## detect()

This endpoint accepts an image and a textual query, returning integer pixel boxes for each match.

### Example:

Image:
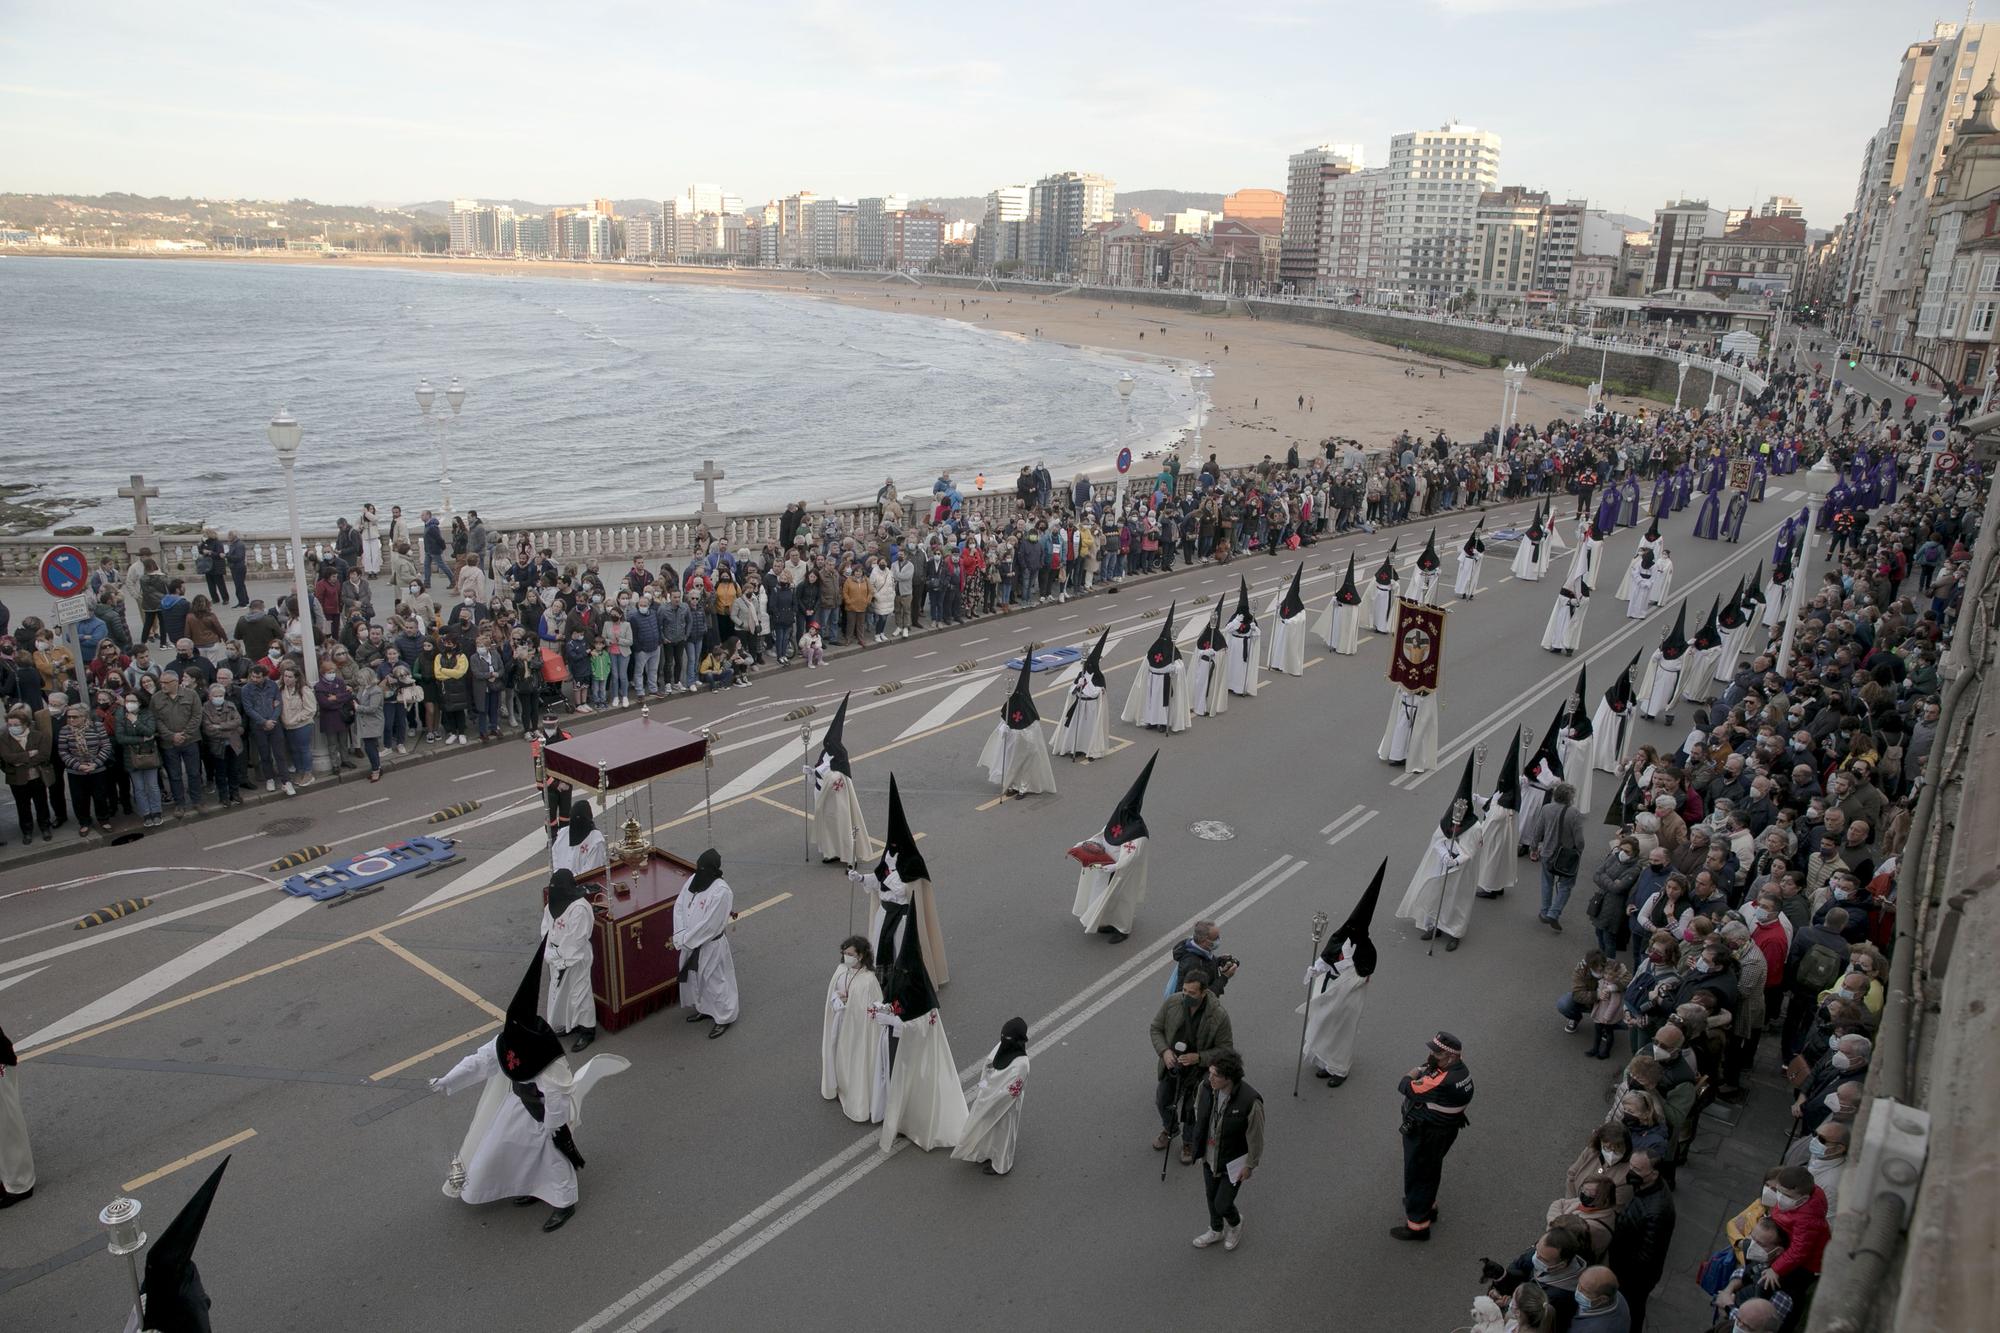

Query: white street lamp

[1674,358,1692,414]
[1115,371,1135,511]
[1774,456,1838,676]
[416,376,467,523]
[1188,364,1214,467]
[267,407,318,683]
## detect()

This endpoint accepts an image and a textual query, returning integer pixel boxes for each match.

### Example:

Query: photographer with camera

[1148,969,1233,1167]
[1164,920,1239,996]
[1391,1031,1474,1242]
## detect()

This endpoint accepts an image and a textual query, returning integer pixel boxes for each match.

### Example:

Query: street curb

[0,498,1526,877]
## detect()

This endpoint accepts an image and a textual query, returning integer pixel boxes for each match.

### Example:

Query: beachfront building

[566,210,614,260]
[1533,199,1586,301]
[976,184,1031,270]
[623,212,661,260]
[448,200,515,255]
[1382,122,1502,305]
[1837,26,1949,334]
[1472,186,1549,307]
[1910,75,2000,384]
[1692,215,1810,295]
[513,214,549,258]
[1204,218,1282,292]
[1223,188,1285,221]
[1317,166,1390,301]
[1649,199,1728,290]
[857,195,910,268]
[887,209,945,269]
[1280,143,1362,293]
[1024,171,1115,279]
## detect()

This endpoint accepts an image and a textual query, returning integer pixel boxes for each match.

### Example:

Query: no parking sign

[1116,447,1132,474]
[39,545,89,599]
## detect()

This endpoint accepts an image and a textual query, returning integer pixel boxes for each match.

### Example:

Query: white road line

[341,797,390,812]
[667,716,693,724]
[862,664,887,673]
[1326,809,1379,845]
[961,637,988,646]
[0,968,47,994]
[1319,803,1367,836]
[202,832,263,851]
[452,768,494,782]
[19,896,320,1050]
[894,679,993,742]
[398,826,548,918]
[697,735,816,811]
[1059,614,1079,621]
[0,884,274,975]
[912,651,937,659]
[574,855,1305,1333]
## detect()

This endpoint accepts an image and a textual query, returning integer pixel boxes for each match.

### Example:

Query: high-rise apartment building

[976,185,1030,269]
[448,200,513,255]
[1025,171,1115,277]
[1532,199,1586,297]
[857,195,910,268]
[1649,200,1727,290]
[887,210,946,269]
[1472,187,1549,300]
[622,213,660,259]
[683,183,724,217]
[592,198,616,219]
[1317,166,1390,298]
[1383,123,1502,302]
[1280,144,1363,291]
[567,211,613,259]
[513,214,548,257]
[1842,27,1952,325]
[776,192,817,266]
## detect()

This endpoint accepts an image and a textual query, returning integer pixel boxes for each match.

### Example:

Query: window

[1972,299,1997,335]
[1953,257,1972,290]
[1946,298,1965,330]
[1981,257,2000,290]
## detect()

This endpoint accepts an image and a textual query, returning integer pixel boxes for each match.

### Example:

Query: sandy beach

[14,248,1652,480]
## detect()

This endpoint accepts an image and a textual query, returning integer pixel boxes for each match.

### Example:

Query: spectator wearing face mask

[1606,1147,1674,1333]
[1780,907,1852,1058]
[1795,1034,1870,1138]
[1569,1265,1630,1330]
[1712,1216,1794,1328]
[1564,1120,1636,1212]
[199,681,245,806]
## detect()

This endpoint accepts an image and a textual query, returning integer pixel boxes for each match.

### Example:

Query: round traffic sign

[1929,425,1949,448]
[39,545,89,599]
[1938,452,1960,473]
[1116,447,1132,474]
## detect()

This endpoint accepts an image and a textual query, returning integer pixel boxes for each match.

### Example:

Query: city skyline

[0,0,1960,227]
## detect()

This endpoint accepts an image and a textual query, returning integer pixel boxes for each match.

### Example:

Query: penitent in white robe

[1378,688,1439,773]
[822,963,889,1124]
[876,1007,968,1153]
[1637,652,1684,720]
[0,1060,34,1197]
[808,760,872,863]
[1589,699,1629,774]
[1121,660,1191,733]
[1402,566,1441,606]
[1073,836,1150,935]
[543,899,597,1033]
[1190,649,1228,716]
[1224,622,1262,696]
[550,830,607,882]
[951,1049,1030,1174]
[1051,673,1111,757]
[1516,769,1556,846]
[1316,600,1362,655]
[1368,582,1396,633]
[1679,646,1722,705]
[1625,570,1655,620]
[1473,795,1517,896]
[1713,622,1748,684]
[1511,537,1545,582]
[978,722,1058,794]
[437,1045,627,1207]
[1453,552,1483,600]
[675,875,740,1025]
[1762,579,1791,632]
[1395,827,1480,940]
[1560,733,1595,814]
[1542,592,1585,652]
[1266,610,1307,676]
[1302,953,1368,1078]
[1567,538,1602,590]
[1655,555,1675,604]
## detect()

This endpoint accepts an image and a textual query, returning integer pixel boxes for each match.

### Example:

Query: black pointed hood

[1463,517,1486,557]
[1567,665,1593,739]
[1079,630,1109,687]
[876,774,929,883]
[1645,514,1661,542]
[1718,578,1746,629]
[1196,603,1224,651]
[1440,750,1479,839]
[1102,750,1157,844]
[1606,647,1641,711]
[1147,605,1179,669]
[1374,540,1398,587]
[1320,858,1384,978]
[1526,708,1566,782]
[1279,562,1306,619]
[686,847,724,894]
[818,693,853,776]
[1416,529,1440,572]
[138,1156,230,1333]
[1231,579,1256,630]
[1003,647,1040,728]
[1659,602,1689,660]
[1639,546,1656,571]
[1692,596,1723,651]
[1490,735,1522,811]
[1525,506,1546,542]
[495,938,562,1083]
[1585,517,1603,542]
[1745,561,1766,603]
[1335,553,1361,605]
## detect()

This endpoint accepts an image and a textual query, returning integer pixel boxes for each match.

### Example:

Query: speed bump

[872,680,904,696]
[782,704,818,722]
[76,898,152,930]
[428,800,481,824]
[269,845,329,872]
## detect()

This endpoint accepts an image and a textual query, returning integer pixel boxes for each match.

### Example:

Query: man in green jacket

[1150,970,1234,1165]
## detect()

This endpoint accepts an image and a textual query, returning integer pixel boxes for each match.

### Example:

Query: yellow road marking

[752,794,810,819]
[122,1128,257,1193]
[370,933,506,1019]
[1302,656,1326,670]
[370,1021,500,1082]
[735,892,793,921]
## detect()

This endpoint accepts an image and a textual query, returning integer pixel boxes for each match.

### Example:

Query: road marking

[121,1129,258,1193]
[0,882,273,974]
[752,794,809,819]
[1059,613,1079,621]
[1326,809,1380,846]
[202,832,263,851]
[452,768,494,782]
[1319,803,1368,836]
[398,826,548,917]
[572,855,1306,1333]
[894,678,991,742]
[734,892,792,921]
[667,715,693,725]
[698,736,816,811]
[862,664,887,672]
[19,895,321,1051]
[913,651,937,659]
[370,933,506,1019]
[341,797,390,813]
[962,637,988,646]
[0,967,46,994]
[370,1021,501,1083]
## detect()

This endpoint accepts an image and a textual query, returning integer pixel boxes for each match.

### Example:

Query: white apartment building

[1383,122,1502,303]
[1760,195,1806,221]
[857,195,910,268]
[1280,143,1363,290]
[1025,171,1115,277]
[622,213,660,259]
[1843,28,1951,323]
[1473,187,1549,301]
[1533,199,1585,297]
[1649,200,1727,290]
[1317,166,1389,298]
[976,184,1030,269]
[567,211,613,259]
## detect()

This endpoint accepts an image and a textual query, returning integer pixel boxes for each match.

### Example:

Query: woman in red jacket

[1760,1165,1830,1301]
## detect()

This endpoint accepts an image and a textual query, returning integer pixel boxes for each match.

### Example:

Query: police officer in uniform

[1391,1030,1474,1241]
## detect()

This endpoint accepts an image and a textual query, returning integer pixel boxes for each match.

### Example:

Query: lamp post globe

[415,377,435,415]
[446,375,467,415]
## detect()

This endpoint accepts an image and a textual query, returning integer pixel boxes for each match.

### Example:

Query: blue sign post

[39,544,92,709]
[1116,447,1132,474]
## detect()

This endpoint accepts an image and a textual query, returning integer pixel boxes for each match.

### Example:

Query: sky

[0,0,1971,227]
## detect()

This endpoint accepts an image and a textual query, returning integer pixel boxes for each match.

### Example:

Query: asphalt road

[0,487,1809,1330]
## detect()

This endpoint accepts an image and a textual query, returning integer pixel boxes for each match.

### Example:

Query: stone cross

[693,459,725,523]
[118,473,161,553]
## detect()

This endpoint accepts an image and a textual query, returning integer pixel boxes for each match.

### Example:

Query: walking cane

[1160,1059,1192,1183]
[1292,910,1330,1096]
[800,721,813,865]
[700,726,717,845]
[1427,743,1486,958]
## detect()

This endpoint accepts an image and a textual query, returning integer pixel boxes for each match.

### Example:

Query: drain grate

[260,816,314,838]
[1188,820,1236,841]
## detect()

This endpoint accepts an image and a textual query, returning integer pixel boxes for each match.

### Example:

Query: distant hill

[0,192,434,247]
[399,198,663,219]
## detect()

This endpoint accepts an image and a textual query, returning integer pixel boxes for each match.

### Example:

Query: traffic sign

[1927,425,1949,452]
[1116,447,1132,474]
[1937,452,1960,473]
[38,544,88,599]
[52,595,91,626]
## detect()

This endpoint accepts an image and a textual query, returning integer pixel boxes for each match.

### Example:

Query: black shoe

[981,1162,1001,1176]
[569,1028,595,1053]
[1418,927,1437,941]
[1475,889,1505,900]
[1389,1224,1431,1242]
[707,1023,730,1039]
[1563,1018,1580,1034]
[513,1195,539,1207]
[685,1011,709,1024]
[0,1187,32,1209]
[1545,917,1563,933]
[542,1205,576,1232]
[1443,934,1461,951]
[1324,1073,1346,1087]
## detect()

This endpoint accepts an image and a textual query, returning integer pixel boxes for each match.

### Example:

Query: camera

[1211,954,1241,974]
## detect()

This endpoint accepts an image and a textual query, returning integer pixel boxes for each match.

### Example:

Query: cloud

[1432,0,1614,14]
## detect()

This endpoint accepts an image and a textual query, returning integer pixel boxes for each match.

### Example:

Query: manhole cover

[260,816,314,838]
[1188,820,1236,841]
